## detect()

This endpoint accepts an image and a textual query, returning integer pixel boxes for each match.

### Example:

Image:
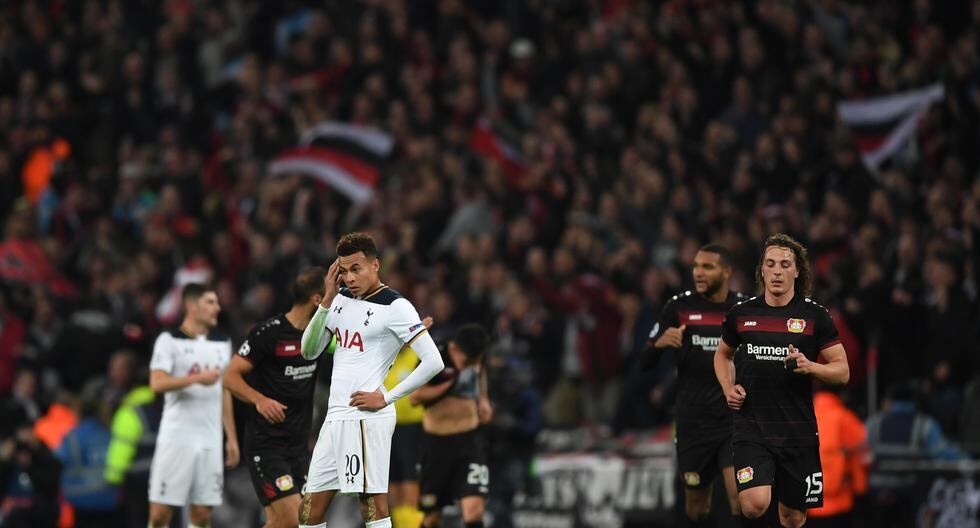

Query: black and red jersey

[649,290,746,440]
[237,314,320,452]
[721,294,841,447]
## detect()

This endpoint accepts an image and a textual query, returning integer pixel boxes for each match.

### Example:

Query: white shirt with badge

[323,286,428,421]
[149,329,231,448]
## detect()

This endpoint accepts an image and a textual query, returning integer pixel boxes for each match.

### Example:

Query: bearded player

[647,243,745,525]
[223,267,332,528]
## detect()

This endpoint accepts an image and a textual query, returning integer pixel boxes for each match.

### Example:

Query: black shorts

[733,440,823,510]
[418,429,488,512]
[390,423,422,483]
[676,430,733,490]
[246,450,310,506]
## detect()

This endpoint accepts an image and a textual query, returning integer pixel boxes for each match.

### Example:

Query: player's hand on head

[256,396,287,423]
[350,390,387,411]
[322,259,341,307]
[654,325,686,349]
[725,384,746,410]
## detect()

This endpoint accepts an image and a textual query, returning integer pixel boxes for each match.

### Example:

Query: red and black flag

[469,116,527,184]
[837,83,944,169]
[269,122,395,204]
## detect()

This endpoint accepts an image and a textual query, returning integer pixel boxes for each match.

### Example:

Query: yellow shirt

[385,346,426,424]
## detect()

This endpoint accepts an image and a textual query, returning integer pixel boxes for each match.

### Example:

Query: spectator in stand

[55,380,120,528]
[0,1,977,525]
[0,409,62,528]
[866,382,965,526]
[808,385,868,528]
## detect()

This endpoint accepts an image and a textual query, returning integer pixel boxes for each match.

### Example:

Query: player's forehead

[764,246,795,263]
[694,250,721,266]
[190,291,219,304]
[338,252,371,268]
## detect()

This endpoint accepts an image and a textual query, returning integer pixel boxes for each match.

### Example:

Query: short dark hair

[754,233,812,296]
[292,267,327,304]
[453,323,489,361]
[181,283,211,304]
[337,232,378,259]
[698,243,733,268]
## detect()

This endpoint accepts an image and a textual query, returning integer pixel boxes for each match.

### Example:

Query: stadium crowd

[0,0,979,526]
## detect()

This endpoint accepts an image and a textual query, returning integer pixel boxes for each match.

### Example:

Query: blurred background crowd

[1,0,979,526]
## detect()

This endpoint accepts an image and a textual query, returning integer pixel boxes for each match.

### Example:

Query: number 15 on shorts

[805,472,823,503]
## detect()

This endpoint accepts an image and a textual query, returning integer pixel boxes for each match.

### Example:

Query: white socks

[299,524,326,528]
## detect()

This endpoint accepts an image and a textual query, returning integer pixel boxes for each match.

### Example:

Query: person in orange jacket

[807,386,868,528]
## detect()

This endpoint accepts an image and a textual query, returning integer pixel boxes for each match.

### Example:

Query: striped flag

[837,83,944,169]
[269,122,394,204]
[469,116,527,183]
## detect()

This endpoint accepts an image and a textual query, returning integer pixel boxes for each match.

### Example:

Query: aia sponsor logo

[334,328,365,351]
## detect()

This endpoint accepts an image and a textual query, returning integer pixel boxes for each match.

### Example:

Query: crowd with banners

[0,1,979,527]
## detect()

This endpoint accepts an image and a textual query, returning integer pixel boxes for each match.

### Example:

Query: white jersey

[149,328,231,448]
[323,285,427,421]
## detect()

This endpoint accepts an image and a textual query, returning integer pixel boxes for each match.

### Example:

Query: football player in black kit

[647,243,744,526]
[714,234,849,528]
[223,267,333,528]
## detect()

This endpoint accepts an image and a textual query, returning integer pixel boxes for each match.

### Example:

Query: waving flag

[469,116,527,183]
[837,83,944,169]
[270,122,394,204]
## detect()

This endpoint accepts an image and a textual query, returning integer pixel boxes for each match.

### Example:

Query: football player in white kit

[147,283,240,528]
[299,233,444,528]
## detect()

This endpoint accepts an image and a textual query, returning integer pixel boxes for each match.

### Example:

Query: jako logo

[334,328,365,352]
[689,314,702,321]
[743,321,757,327]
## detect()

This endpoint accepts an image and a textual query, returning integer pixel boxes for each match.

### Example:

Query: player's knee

[422,512,441,528]
[149,505,173,527]
[685,500,710,521]
[739,495,769,519]
[684,489,712,520]
[461,497,485,522]
[188,505,212,525]
[779,509,806,528]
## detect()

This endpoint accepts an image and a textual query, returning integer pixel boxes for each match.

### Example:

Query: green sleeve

[104,406,143,484]
[302,307,335,359]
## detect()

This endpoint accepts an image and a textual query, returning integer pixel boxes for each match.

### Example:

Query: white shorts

[305,416,396,495]
[148,443,223,507]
